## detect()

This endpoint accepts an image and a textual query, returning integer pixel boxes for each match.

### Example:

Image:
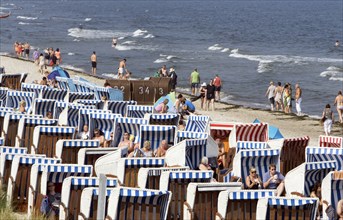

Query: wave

[208,44,223,51]
[122,41,136,45]
[102,73,118,79]
[144,34,155,38]
[132,29,148,37]
[67,27,130,39]
[59,64,85,73]
[257,61,273,73]
[84,18,92,22]
[153,58,168,63]
[17,16,38,20]
[67,52,75,56]
[154,54,180,63]
[221,48,230,53]
[319,66,343,81]
[18,22,30,25]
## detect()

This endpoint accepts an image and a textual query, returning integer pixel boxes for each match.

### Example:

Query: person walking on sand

[118,58,128,78]
[213,74,222,100]
[91,51,97,75]
[206,79,215,111]
[265,81,276,111]
[189,68,200,96]
[321,104,334,136]
[295,83,302,116]
[275,82,283,111]
[334,91,343,123]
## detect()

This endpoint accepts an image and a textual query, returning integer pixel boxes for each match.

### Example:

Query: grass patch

[0,188,17,220]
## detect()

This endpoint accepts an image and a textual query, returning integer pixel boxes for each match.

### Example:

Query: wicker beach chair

[0,73,27,90]
[145,113,180,126]
[40,87,68,101]
[216,189,276,220]
[77,108,111,134]
[321,171,343,219]
[67,92,95,102]
[0,147,27,187]
[58,103,95,127]
[318,135,343,148]
[31,98,56,117]
[55,76,77,92]
[5,90,34,112]
[126,105,153,118]
[21,83,46,98]
[306,146,343,170]
[139,125,176,151]
[104,100,136,116]
[0,87,9,106]
[229,123,269,148]
[88,112,120,140]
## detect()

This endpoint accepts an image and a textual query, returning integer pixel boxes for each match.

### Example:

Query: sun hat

[201,82,207,87]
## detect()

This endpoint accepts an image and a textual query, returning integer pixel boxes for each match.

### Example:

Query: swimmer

[112,38,117,48]
[335,40,340,47]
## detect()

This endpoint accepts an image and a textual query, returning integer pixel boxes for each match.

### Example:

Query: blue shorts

[191,83,199,88]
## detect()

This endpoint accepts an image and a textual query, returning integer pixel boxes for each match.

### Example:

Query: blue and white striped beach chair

[0,147,27,187]
[113,117,149,148]
[5,90,34,112]
[117,157,165,187]
[139,125,176,151]
[284,161,336,197]
[40,87,68,101]
[77,109,111,134]
[321,171,343,220]
[159,170,213,219]
[0,87,8,106]
[184,182,242,220]
[229,149,280,189]
[106,187,172,220]
[7,155,60,212]
[184,115,210,133]
[88,112,120,140]
[0,108,14,138]
[21,83,46,98]
[73,99,102,109]
[236,141,270,153]
[28,163,93,216]
[175,131,209,143]
[53,101,68,119]
[138,167,190,190]
[78,187,116,220]
[93,148,129,177]
[60,176,119,219]
[55,76,77,92]
[104,100,136,116]
[77,147,119,170]
[31,126,75,157]
[2,114,42,147]
[15,118,57,149]
[126,105,153,118]
[216,189,277,220]
[55,139,100,164]
[146,113,180,126]
[58,103,95,127]
[256,197,319,220]
[306,146,343,170]
[31,98,56,117]
[67,92,95,103]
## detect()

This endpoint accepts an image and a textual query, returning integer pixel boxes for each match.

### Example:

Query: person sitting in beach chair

[129,140,153,158]
[154,139,169,157]
[245,167,263,190]
[77,124,90,140]
[323,199,343,220]
[41,182,61,218]
[310,181,323,218]
[17,100,27,114]
[118,132,134,152]
[263,163,285,196]
[92,128,105,147]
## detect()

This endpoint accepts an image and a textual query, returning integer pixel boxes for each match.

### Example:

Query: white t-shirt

[267,85,276,99]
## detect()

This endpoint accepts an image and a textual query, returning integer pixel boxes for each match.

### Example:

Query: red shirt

[214,76,221,87]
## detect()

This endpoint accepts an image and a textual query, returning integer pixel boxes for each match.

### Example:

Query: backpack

[40,196,51,215]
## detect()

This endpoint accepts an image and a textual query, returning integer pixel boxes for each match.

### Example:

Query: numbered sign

[105,80,131,100]
[131,80,156,105]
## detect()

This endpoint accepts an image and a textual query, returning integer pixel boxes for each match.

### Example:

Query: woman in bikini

[334,91,343,123]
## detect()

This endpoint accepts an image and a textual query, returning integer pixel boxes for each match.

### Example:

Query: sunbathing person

[154,140,169,157]
[92,128,105,147]
[18,100,27,114]
[199,157,212,171]
[118,132,134,152]
[263,163,285,196]
[245,167,263,189]
[128,140,153,157]
[77,124,90,140]
[323,199,343,220]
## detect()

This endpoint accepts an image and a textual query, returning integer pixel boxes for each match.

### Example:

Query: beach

[1,55,342,145]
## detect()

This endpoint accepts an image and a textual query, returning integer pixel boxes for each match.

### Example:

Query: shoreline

[1,54,342,146]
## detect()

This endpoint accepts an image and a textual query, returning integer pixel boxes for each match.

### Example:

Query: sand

[1,55,342,146]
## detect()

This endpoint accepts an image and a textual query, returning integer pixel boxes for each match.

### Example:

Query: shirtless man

[91,51,97,75]
[295,83,302,116]
[154,140,169,157]
[118,58,127,78]
[334,91,343,123]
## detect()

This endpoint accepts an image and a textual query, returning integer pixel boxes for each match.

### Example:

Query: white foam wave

[84,18,92,22]
[221,48,230,53]
[68,28,129,39]
[115,45,132,51]
[59,65,85,73]
[132,29,148,37]
[17,16,38,20]
[18,22,30,25]
[319,66,343,81]
[154,58,168,63]
[67,53,75,56]
[122,41,136,45]
[73,39,80,42]
[144,34,155,38]
[102,73,118,79]
[0,52,10,56]
[118,37,125,40]
[208,44,223,51]
[257,61,273,73]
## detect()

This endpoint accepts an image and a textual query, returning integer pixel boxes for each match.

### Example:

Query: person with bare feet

[91,51,97,75]
[334,91,343,123]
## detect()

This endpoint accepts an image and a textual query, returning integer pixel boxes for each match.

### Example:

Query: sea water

[0,0,342,117]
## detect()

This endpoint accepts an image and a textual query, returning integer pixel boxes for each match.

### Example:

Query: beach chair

[28,163,93,217]
[229,123,269,148]
[139,125,176,151]
[256,197,319,220]
[0,108,13,138]
[5,90,34,112]
[126,105,153,118]
[306,146,343,170]
[184,115,210,133]
[145,113,180,126]
[31,126,75,157]
[73,99,102,109]
[58,103,95,127]
[159,170,213,219]
[104,100,136,116]
[78,187,115,220]
[56,76,77,92]
[216,189,277,220]
[0,87,8,106]
[284,161,336,197]
[67,92,95,102]
[138,167,189,190]
[0,73,27,90]
[53,101,68,119]
[88,112,120,140]
[106,187,172,220]
[77,109,111,134]
[31,98,56,117]
[321,171,343,219]
[40,87,68,101]
[6,155,60,212]
[116,157,165,187]
[184,182,242,220]
[236,141,269,153]
[0,147,27,187]
[55,139,99,164]
[93,148,129,177]
[318,135,343,148]
[60,176,118,220]
[175,131,209,143]
[2,114,42,147]
[112,117,149,148]
[15,117,58,150]
[165,138,218,169]
[280,136,310,175]
[21,83,46,98]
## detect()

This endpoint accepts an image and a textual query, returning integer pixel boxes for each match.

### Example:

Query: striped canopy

[88,113,120,139]
[306,146,343,170]
[321,171,343,219]
[126,105,153,118]
[106,101,137,116]
[319,135,343,148]
[41,87,68,101]
[21,83,46,98]
[32,99,56,117]
[68,92,95,102]
[5,90,34,112]
[176,131,208,143]
[113,117,149,147]
[139,125,176,150]
[184,115,210,133]
[185,139,207,170]
[236,141,269,153]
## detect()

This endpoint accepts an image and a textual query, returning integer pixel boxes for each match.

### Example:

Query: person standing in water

[91,51,97,75]
[118,58,128,78]
[112,38,117,48]
[335,40,340,47]
[295,83,302,116]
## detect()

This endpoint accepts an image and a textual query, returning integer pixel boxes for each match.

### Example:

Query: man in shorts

[213,74,222,100]
[189,68,200,96]
[118,58,128,78]
[91,51,97,75]
[265,81,276,111]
